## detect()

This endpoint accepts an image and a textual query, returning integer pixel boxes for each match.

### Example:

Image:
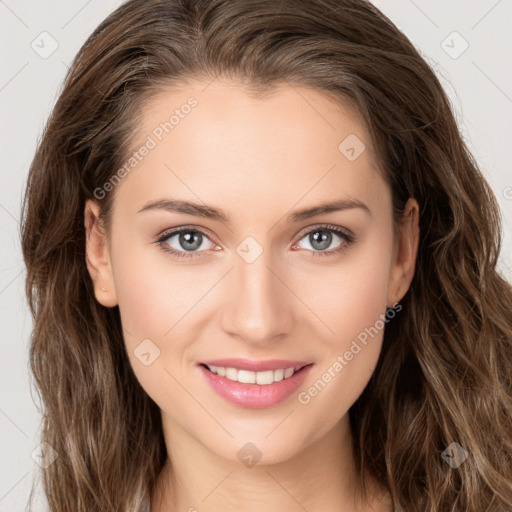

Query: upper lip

[199,358,312,372]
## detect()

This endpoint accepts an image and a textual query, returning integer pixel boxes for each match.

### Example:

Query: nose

[219,248,294,345]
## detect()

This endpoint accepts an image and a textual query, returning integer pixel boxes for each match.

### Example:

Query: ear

[84,199,118,307]
[387,198,420,306]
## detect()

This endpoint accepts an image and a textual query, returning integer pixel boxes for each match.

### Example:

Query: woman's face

[85,80,418,465]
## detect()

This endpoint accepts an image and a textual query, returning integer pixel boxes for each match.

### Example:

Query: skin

[84,79,419,512]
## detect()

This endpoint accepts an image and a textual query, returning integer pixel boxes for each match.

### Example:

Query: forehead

[140,79,369,150]
[111,80,388,225]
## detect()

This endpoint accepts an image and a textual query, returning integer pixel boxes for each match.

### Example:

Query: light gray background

[1,1,511,510]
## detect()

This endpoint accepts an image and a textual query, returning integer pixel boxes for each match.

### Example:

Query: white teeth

[225,367,238,381]
[206,365,297,385]
[273,369,284,382]
[284,368,294,379]
[256,370,274,385]
[237,370,256,384]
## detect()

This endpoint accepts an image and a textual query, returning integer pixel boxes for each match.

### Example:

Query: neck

[150,414,391,512]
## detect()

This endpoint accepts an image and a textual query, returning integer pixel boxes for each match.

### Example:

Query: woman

[21,0,512,510]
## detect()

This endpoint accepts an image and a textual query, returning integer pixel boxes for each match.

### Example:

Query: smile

[198,358,314,409]
[203,364,297,385]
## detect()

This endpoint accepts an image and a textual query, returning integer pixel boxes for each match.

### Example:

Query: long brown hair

[21,0,512,510]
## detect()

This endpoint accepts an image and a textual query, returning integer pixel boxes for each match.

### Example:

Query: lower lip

[198,364,313,409]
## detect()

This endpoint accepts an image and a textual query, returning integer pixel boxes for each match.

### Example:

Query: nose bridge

[220,241,292,342]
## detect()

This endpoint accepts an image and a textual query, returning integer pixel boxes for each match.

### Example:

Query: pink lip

[200,358,310,372]
[198,361,314,409]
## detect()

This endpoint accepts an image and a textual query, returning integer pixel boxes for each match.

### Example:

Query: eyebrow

[137,197,371,223]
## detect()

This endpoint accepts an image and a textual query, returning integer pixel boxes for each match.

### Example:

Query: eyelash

[154,224,355,260]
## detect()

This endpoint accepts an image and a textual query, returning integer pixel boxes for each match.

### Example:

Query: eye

[156,227,219,259]
[155,223,354,260]
[291,224,354,257]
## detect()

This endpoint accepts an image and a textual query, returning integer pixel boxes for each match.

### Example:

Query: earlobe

[387,198,420,306]
[84,199,118,307]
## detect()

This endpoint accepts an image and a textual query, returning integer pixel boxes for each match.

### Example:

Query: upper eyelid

[157,224,218,244]
[295,223,352,239]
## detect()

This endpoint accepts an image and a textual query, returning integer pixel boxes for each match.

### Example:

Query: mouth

[199,363,309,385]
[197,358,314,409]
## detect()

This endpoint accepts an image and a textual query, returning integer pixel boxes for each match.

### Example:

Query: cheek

[109,243,193,408]
[111,249,169,339]
[108,232,221,390]
[337,250,391,338]
[307,229,393,346]
[110,235,202,340]
[297,230,394,413]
